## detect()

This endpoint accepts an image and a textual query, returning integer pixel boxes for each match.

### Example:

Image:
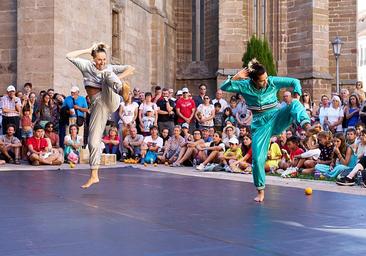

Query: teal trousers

[251,100,310,190]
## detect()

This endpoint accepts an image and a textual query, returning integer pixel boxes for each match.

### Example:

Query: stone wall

[0,0,17,93]
[329,0,357,89]
[17,0,55,93]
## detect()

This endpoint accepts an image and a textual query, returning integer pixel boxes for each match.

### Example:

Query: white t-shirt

[139,102,159,117]
[119,102,138,125]
[142,116,155,132]
[197,104,214,127]
[326,107,343,132]
[143,135,164,152]
[318,106,328,126]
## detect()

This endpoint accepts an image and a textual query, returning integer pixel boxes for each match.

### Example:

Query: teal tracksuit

[221,76,310,190]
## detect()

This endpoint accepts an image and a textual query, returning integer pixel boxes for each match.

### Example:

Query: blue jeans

[105,144,119,154]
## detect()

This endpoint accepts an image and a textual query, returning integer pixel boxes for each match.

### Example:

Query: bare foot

[254,190,265,202]
[81,177,100,189]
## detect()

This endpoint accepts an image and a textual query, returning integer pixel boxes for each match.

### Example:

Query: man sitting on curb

[0,124,22,164]
[26,125,62,166]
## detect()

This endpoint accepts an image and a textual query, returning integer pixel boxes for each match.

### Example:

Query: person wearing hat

[219,137,242,168]
[140,126,164,164]
[221,58,310,202]
[1,85,21,139]
[62,86,88,139]
[140,106,155,136]
[176,87,196,133]
[66,42,134,188]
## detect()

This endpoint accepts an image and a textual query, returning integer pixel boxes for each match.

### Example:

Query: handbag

[72,98,85,127]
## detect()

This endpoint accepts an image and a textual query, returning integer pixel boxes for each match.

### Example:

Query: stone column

[17,0,55,92]
[217,0,248,86]
[0,0,17,92]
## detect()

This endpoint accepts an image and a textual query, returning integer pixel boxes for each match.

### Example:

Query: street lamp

[331,36,343,94]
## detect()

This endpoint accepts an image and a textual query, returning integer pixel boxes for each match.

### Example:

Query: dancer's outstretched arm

[66,46,93,60]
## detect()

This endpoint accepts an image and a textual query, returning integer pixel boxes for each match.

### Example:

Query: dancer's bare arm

[66,46,93,60]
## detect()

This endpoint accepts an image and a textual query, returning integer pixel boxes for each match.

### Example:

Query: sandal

[14,159,21,165]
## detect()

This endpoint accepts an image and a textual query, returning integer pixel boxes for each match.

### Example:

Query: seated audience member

[102,127,120,158]
[278,136,304,171]
[181,122,193,142]
[301,131,333,175]
[230,134,252,173]
[44,122,60,148]
[196,131,226,170]
[160,127,170,151]
[64,124,83,163]
[122,127,144,160]
[171,129,206,167]
[0,124,22,164]
[140,126,164,164]
[201,127,213,144]
[222,125,237,148]
[219,137,242,169]
[158,125,185,164]
[27,125,61,165]
[265,137,282,172]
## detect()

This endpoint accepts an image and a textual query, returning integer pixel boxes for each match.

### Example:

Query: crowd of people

[1,80,366,187]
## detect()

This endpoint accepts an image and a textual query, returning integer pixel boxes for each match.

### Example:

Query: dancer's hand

[232,68,249,81]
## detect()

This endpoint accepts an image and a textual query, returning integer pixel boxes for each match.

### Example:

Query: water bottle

[356,171,363,186]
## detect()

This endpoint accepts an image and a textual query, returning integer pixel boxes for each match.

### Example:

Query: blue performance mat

[0,167,365,256]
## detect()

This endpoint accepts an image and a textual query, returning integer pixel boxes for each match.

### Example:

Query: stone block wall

[0,0,17,93]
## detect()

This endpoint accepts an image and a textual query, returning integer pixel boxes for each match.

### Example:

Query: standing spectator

[118,93,138,137]
[193,83,207,108]
[157,88,175,135]
[139,92,158,129]
[229,96,238,115]
[344,94,360,129]
[300,91,316,117]
[47,89,55,99]
[1,85,21,139]
[212,89,228,112]
[0,124,22,164]
[195,95,215,129]
[36,93,57,128]
[63,86,88,138]
[131,88,141,105]
[168,88,176,102]
[340,88,350,106]
[213,102,224,131]
[324,95,343,133]
[316,95,330,128]
[23,82,33,97]
[353,81,365,103]
[24,92,38,123]
[152,86,162,103]
[175,90,183,101]
[176,88,196,133]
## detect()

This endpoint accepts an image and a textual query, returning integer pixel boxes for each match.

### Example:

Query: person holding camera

[1,85,21,139]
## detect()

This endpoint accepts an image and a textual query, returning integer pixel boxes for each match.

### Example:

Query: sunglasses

[204,97,210,100]
[193,132,201,135]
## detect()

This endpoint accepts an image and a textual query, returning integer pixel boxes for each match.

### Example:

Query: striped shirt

[1,96,21,117]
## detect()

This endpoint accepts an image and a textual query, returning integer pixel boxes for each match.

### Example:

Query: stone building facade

[0,0,358,101]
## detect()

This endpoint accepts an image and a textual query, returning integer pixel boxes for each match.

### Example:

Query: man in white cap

[176,87,196,133]
[1,85,21,139]
[62,86,88,138]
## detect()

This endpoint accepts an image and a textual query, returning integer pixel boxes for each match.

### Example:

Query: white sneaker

[196,163,205,171]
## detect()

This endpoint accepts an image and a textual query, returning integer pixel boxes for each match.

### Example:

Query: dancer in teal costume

[220,59,311,202]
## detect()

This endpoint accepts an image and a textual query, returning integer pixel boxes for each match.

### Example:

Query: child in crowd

[213,102,224,131]
[278,136,303,170]
[220,137,242,171]
[302,131,333,175]
[315,132,357,178]
[293,127,320,170]
[230,134,252,173]
[265,136,282,172]
[140,107,155,136]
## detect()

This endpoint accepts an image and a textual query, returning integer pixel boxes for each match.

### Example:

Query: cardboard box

[100,153,116,165]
